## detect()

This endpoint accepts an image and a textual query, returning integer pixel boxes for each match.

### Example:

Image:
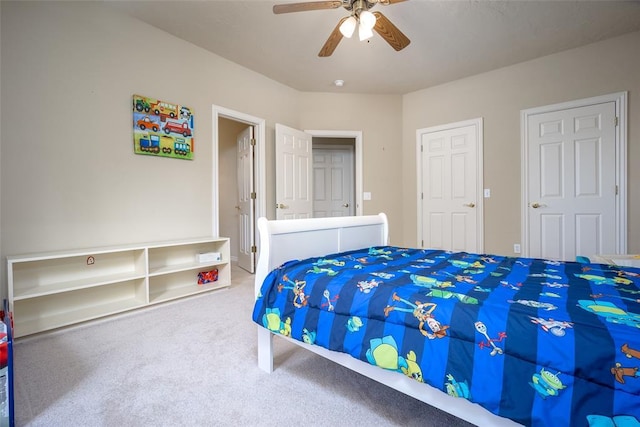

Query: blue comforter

[252,246,640,427]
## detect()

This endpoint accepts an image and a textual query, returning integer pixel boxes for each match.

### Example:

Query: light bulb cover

[339,16,357,38]
[359,10,376,30]
[358,23,373,41]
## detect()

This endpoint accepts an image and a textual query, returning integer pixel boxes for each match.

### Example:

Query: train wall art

[132,94,194,160]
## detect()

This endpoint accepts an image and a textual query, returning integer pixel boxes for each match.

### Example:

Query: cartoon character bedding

[252,246,640,427]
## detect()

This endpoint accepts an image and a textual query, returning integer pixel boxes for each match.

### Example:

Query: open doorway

[312,137,356,217]
[275,126,363,219]
[214,106,265,273]
[308,130,363,217]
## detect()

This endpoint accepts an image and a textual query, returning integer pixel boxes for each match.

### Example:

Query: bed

[252,214,640,427]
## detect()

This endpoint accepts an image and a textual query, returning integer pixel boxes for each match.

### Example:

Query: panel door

[527,102,616,260]
[275,124,313,220]
[313,147,354,217]
[419,122,480,252]
[236,126,255,273]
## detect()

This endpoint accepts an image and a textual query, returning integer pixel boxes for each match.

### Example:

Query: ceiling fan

[273,0,411,57]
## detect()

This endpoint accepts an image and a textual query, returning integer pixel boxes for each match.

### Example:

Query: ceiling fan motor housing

[343,0,378,13]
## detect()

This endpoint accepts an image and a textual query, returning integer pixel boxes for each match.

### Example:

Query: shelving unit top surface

[7,245,146,263]
[6,237,226,262]
[147,237,228,250]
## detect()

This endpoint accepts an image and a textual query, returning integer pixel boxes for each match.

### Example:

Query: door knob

[276,203,289,209]
[464,202,476,208]
[530,202,541,208]
[342,203,349,208]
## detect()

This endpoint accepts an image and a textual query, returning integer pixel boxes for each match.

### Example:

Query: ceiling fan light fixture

[358,23,373,41]
[339,16,357,38]
[359,10,376,30]
[273,0,410,57]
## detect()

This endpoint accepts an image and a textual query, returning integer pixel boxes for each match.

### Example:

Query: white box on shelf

[197,252,221,263]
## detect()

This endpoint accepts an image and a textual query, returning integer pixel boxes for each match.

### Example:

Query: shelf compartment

[12,278,147,337]
[148,241,226,275]
[10,249,146,300]
[149,269,229,304]
[12,272,147,300]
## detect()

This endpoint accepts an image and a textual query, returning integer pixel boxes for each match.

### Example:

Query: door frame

[305,130,363,216]
[416,118,484,250]
[212,105,266,241]
[520,91,628,257]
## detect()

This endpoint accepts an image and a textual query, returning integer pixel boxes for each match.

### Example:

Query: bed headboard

[254,213,389,296]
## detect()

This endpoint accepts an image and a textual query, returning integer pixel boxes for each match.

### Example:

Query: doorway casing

[306,130,363,216]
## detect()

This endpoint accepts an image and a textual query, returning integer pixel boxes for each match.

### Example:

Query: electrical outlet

[513,244,521,254]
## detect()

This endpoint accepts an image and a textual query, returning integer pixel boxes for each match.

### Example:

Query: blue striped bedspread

[252,246,640,427]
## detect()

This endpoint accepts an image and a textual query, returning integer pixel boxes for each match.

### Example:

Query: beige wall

[0,1,300,260]
[402,30,640,255]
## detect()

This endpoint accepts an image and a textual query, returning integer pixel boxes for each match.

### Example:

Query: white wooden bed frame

[254,214,519,427]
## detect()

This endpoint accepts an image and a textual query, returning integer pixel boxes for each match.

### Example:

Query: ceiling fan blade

[318,16,347,57]
[273,1,343,14]
[372,11,410,51]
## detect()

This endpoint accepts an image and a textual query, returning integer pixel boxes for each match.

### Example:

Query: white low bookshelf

[7,237,230,338]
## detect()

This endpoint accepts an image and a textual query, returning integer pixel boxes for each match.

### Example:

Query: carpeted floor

[14,264,474,426]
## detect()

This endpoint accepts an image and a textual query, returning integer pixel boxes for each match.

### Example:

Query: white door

[237,126,255,273]
[526,102,617,261]
[418,119,483,252]
[313,147,354,217]
[275,124,313,220]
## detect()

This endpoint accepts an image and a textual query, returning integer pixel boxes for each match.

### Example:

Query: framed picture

[132,94,194,160]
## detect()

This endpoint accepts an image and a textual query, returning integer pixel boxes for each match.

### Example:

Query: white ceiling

[106,0,640,95]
